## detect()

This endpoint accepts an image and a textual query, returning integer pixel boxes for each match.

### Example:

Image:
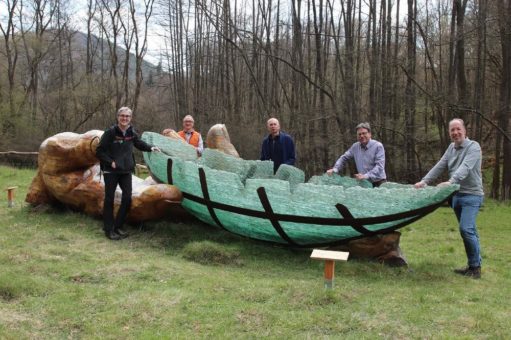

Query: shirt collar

[455,137,470,150]
[360,139,373,150]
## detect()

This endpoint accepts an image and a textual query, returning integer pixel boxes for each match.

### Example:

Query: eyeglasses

[118,114,132,118]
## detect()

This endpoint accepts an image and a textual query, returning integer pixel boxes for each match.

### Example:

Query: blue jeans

[451,193,483,268]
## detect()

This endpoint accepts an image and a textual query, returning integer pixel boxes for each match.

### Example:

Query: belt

[372,179,387,188]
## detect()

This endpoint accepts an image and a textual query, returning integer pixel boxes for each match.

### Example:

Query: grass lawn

[0,165,510,338]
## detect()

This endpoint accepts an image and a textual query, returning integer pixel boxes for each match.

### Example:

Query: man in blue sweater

[260,118,296,173]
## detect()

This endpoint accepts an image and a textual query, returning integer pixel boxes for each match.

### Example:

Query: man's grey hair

[356,122,371,132]
[449,118,465,127]
[183,115,194,122]
[117,107,132,116]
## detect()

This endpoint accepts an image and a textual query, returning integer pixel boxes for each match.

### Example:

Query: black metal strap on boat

[256,187,298,246]
[198,167,227,231]
[166,158,173,184]
[153,154,454,244]
[181,189,446,226]
[179,187,451,247]
[163,160,457,245]
[335,204,378,236]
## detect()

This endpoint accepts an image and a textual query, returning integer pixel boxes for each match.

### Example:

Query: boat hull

[142,132,458,247]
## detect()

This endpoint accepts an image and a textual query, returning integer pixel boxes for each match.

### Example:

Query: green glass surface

[142,132,459,245]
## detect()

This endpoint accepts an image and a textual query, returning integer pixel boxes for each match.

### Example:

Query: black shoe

[114,228,129,238]
[454,266,481,279]
[454,266,470,275]
[105,230,122,240]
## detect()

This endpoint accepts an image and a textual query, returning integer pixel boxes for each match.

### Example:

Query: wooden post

[6,186,18,208]
[311,249,349,289]
[324,260,335,288]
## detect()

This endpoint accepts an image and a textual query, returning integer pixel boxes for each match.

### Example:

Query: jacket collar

[114,124,132,135]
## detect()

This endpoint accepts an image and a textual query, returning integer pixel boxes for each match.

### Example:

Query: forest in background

[1,0,510,199]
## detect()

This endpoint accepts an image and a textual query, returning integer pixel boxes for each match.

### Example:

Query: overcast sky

[1,0,414,66]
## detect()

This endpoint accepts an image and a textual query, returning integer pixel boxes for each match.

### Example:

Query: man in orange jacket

[163,115,204,155]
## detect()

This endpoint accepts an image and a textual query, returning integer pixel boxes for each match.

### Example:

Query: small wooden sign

[311,249,349,289]
[5,186,18,208]
[310,249,349,261]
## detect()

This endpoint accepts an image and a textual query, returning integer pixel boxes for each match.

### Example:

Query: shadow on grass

[131,215,314,270]
[0,271,49,302]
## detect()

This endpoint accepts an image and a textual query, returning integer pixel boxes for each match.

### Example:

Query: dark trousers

[372,179,386,188]
[103,172,132,232]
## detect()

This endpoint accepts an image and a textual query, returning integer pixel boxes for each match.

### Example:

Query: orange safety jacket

[178,130,201,148]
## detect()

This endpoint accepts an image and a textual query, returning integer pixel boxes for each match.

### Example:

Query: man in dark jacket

[260,118,296,173]
[96,107,160,240]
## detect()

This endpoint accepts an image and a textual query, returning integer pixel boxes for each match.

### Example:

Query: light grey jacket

[422,138,483,196]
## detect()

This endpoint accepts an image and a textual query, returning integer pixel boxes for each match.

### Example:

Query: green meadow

[0,165,510,338]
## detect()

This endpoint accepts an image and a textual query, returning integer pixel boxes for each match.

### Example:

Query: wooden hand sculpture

[26,130,183,223]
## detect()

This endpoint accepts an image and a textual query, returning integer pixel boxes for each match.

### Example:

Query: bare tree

[18,0,58,118]
[493,0,511,200]
[130,0,155,113]
[0,0,19,131]
[404,0,417,181]
[473,0,487,142]
[454,0,469,113]
[99,0,123,109]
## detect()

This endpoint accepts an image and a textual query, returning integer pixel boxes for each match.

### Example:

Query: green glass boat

[142,132,458,247]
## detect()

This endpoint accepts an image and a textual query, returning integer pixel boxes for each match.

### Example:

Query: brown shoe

[454,266,481,279]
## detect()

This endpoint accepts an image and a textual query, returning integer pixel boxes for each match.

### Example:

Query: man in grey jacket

[415,118,484,278]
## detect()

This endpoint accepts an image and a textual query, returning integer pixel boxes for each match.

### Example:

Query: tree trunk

[405,0,417,182]
[497,0,511,199]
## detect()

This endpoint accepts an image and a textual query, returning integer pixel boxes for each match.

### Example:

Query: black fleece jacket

[96,125,153,173]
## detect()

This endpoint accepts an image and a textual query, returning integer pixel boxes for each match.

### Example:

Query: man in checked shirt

[326,122,387,187]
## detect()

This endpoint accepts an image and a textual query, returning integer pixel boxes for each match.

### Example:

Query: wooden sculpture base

[330,232,407,267]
